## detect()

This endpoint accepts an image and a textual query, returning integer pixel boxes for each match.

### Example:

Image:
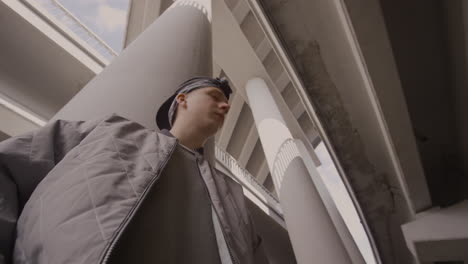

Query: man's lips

[214,112,225,120]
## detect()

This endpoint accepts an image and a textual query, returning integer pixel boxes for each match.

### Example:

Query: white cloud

[95,3,126,32]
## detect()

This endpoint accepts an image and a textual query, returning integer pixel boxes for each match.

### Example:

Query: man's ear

[176,93,187,106]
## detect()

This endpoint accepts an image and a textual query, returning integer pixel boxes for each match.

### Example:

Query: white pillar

[246,77,354,264]
[53,0,212,130]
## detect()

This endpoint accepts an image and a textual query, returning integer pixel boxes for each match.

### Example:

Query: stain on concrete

[259,0,413,262]
[294,40,398,261]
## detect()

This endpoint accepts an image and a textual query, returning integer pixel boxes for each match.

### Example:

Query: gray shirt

[178,143,234,264]
[108,142,233,263]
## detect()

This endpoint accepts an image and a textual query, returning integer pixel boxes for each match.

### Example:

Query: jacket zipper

[195,156,240,264]
[100,141,178,264]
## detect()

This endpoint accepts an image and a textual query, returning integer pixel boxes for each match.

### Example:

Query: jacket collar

[160,129,205,155]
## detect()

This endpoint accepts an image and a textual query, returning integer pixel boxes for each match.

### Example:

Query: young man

[0,77,268,264]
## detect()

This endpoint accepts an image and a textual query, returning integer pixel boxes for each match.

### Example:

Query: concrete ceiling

[0,130,10,142]
[2,0,373,262]
[0,0,99,120]
[257,0,468,263]
[256,0,426,263]
[378,0,468,207]
[212,0,323,192]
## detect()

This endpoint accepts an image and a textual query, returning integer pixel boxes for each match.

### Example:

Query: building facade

[1,0,468,263]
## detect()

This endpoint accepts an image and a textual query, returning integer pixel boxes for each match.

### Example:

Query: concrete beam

[227,103,254,158]
[257,159,269,184]
[402,200,468,263]
[341,0,431,213]
[0,0,100,119]
[213,0,320,172]
[240,12,265,51]
[216,93,244,150]
[5,0,106,71]
[298,112,321,147]
[255,0,437,261]
[292,104,305,120]
[256,37,272,61]
[237,125,259,167]
[213,62,222,77]
[281,82,306,119]
[0,100,41,136]
[0,130,10,142]
[232,0,250,24]
[275,71,290,93]
[262,50,283,82]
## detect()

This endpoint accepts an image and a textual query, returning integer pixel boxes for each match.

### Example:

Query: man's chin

[199,122,219,137]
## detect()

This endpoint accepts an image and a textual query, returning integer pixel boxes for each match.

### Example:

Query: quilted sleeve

[0,115,106,264]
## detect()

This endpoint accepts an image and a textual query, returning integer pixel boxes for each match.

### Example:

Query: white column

[53,0,212,130]
[246,77,355,264]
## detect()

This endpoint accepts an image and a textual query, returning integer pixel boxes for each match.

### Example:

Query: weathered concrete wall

[443,0,468,203]
[378,0,464,207]
[287,39,405,264]
[258,0,419,263]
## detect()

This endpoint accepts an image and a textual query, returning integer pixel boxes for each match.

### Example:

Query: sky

[58,0,130,52]
[315,142,376,264]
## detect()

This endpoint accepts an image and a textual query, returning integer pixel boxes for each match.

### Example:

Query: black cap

[156,76,232,130]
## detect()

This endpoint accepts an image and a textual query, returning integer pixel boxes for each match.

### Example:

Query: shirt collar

[160,129,205,155]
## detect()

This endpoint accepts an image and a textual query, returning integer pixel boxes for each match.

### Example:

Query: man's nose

[220,102,230,114]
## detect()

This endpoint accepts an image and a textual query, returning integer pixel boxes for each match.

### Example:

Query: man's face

[177,86,230,134]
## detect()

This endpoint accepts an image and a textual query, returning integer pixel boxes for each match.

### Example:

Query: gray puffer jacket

[0,114,267,264]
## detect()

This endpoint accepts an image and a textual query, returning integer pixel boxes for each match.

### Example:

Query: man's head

[172,86,230,136]
[156,76,232,139]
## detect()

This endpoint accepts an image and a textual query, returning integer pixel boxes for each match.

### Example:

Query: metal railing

[272,139,300,190]
[24,0,118,62]
[215,146,283,216]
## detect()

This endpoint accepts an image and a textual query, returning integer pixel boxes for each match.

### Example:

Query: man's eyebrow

[208,89,221,95]
[209,89,227,99]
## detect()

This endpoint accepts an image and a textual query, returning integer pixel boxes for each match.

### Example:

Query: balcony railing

[215,146,283,217]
